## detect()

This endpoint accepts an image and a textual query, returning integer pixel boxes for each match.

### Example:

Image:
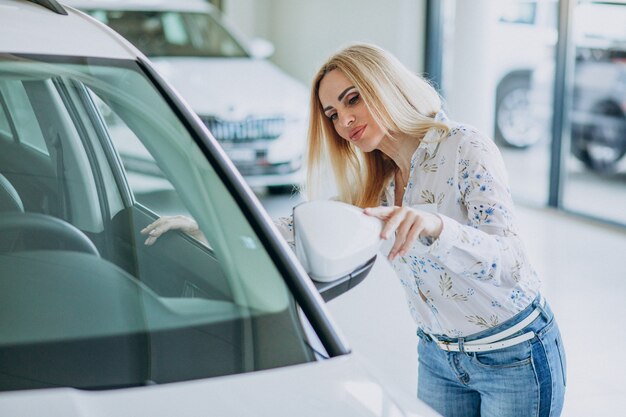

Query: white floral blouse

[275,111,541,338]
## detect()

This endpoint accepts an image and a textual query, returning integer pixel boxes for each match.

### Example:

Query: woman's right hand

[140,215,208,246]
[363,205,443,261]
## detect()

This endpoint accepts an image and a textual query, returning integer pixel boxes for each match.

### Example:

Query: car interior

[0,62,313,392]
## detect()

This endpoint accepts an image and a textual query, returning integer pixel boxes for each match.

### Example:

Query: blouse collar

[418,110,448,157]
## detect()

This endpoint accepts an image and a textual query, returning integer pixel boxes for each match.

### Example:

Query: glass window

[441,0,557,207]
[87,10,249,58]
[498,1,537,25]
[440,0,625,225]
[0,57,313,392]
[0,92,13,140]
[562,0,626,224]
[0,79,48,154]
[86,92,182,214]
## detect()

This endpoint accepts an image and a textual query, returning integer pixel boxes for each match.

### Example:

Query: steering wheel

[0,212,100,256]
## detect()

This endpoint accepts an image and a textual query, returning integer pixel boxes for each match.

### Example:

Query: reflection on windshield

[88,10,249,58]
[0,57,312,392]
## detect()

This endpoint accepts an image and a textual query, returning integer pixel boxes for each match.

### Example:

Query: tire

[572,103,626,173]
[495,75,543,148]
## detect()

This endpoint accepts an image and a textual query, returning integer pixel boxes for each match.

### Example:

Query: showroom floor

[261,192,626,417]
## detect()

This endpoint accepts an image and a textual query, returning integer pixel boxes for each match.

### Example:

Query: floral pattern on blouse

[274,111,541,337]
[383,111,540,336]
[274,216,296,251]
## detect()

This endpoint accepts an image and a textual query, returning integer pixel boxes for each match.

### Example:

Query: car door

[80,86,234,301]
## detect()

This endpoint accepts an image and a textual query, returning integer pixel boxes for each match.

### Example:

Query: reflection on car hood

[0,355,439,417]
[151,57,308,120]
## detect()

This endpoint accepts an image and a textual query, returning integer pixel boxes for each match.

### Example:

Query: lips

[349,125,366,141]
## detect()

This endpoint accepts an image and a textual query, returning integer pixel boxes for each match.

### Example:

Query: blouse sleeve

[273,215,295,251]
[412,132,533,285]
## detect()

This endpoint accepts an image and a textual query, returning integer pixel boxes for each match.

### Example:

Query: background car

[0,1,440,416]
[65,0,309,193]
[491,0,557,149]
[569,1,626,173]
[526,0,626,173]
[494,0,626,173]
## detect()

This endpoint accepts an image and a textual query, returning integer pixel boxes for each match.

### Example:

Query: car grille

[201,115,286,142]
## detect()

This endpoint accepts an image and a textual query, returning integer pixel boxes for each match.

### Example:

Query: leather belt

[431,297,545,353]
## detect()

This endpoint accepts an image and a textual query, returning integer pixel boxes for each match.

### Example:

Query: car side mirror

[249,38,275,59]
[293,201,382,301]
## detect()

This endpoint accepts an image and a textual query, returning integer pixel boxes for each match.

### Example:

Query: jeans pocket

[471,341,532,369]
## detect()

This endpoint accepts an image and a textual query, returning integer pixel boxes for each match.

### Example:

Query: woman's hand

[364,206,443,261]
[140,215,208,246]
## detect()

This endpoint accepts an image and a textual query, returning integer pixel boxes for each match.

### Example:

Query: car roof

[62,0,213,13]
[0,0,142,60]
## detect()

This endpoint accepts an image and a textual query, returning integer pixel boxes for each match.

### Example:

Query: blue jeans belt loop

[431,296,545,353]
[457,337,465,354]
[534,293,550,320]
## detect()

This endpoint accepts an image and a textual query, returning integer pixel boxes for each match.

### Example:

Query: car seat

[0,172,24,213]
[0,173,98,255]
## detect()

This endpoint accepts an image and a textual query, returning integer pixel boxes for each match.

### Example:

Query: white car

[491,0,557,148]
[527,0,626,172]
[0,1,439,416]
[64,0,308,192]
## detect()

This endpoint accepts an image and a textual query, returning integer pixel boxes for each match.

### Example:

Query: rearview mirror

[293,201,382,301]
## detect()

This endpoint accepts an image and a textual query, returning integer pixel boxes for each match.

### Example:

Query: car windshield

[87,10,249,58]
[0,55,313,391]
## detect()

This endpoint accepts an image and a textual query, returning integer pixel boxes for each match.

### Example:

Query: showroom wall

[222,0,427,86]
[220,0,497,140]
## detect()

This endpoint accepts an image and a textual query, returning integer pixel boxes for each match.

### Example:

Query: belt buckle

[441,341,451,352]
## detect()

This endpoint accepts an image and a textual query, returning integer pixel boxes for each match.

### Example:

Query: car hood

[0,355,439,417]
[150,57,308,120]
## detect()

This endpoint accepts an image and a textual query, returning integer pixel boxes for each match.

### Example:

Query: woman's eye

[328,113,338,121]
[348,94,360,105]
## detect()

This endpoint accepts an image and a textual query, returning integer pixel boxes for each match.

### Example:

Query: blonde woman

[142,43,566,417]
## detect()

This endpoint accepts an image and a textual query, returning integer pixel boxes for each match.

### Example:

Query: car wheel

[495,75,543,148]
[572,105,626,173]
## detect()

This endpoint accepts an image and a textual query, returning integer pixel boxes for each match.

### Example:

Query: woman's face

[318,69,386,152]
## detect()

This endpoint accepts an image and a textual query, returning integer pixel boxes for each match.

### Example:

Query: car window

[86,92,178,211]
[498,0,537,25]
[0,57,314,392]
[0,91,13,140]
[0,80,49,154]
[88,10,249,58]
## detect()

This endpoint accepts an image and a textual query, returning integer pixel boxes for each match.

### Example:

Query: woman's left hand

[364,206,443,261]
[141,215,208,246]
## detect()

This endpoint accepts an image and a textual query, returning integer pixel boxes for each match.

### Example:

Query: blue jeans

[417,296,566,417]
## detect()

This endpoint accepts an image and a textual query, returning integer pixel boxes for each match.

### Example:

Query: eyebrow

[323,86,355,112]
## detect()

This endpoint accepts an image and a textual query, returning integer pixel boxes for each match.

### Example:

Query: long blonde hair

[306,43,448,207]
